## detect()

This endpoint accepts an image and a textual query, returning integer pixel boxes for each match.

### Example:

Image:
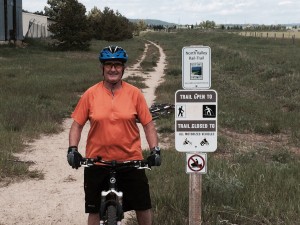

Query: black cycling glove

[147,146,161,167]
[67,146,83,169]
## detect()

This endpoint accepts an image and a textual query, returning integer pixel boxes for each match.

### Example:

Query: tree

[34,11,45,15]
[46,0,92,50]
[44,0,66,20]
[99,7,134,41]
[136,20,148,31]
[133,20,147,36]
[87,6,103,39]
[199,20,216,29]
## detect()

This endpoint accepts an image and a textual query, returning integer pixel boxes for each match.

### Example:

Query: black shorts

[84,166,152,213]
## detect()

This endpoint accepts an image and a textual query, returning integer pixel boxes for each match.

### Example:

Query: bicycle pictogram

[183,138,192,145]
[200,138,209,146]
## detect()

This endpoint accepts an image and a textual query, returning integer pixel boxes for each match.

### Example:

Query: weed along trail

[0,41,166,225]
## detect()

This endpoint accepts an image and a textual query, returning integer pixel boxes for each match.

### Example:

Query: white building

[23,12,53,38]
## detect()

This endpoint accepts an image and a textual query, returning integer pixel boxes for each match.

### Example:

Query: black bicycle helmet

[99,45,128,63]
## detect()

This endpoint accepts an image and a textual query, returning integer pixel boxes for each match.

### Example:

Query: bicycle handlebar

[80,157,151,170]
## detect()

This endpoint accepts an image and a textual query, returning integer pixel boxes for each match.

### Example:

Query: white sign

[186,153,207,174]
[182,46,211,89]
[175,90,217,152]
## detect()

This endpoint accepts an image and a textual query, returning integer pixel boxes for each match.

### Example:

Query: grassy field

[133,30,299,225]
[142,30,300,142]
[1,31,299,225]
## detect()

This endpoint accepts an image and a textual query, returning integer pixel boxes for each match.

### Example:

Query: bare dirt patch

[219,128,300,155]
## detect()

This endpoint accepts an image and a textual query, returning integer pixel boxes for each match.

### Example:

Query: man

[67,45,161,225]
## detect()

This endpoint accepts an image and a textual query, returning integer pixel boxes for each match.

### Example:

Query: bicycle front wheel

[107,205,118,225]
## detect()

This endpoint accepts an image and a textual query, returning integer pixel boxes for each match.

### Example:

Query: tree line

[43,0,143,50]
[35,1,298,50]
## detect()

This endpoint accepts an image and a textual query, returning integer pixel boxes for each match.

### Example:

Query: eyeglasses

[103,62,124,70]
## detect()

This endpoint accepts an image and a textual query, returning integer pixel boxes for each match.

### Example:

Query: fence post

[292,35,295,45]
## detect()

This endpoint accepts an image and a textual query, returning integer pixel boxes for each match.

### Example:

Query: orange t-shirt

[71,81,152,161]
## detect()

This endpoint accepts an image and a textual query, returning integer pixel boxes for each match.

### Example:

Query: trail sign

[186,153,207,174]
[175,89,218,152]
[182,46,211,89]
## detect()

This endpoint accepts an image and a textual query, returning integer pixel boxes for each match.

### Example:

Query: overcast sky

[23,0,300,25]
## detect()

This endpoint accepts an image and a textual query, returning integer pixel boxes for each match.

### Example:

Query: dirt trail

[0,41,166,225]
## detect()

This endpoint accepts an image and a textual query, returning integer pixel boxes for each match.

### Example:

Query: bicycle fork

[99,171,124,225]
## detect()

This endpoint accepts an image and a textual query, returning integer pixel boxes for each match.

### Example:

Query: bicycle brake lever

[138,166,151,170]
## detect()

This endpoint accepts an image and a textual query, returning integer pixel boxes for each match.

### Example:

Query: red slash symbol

[188,154,205,172]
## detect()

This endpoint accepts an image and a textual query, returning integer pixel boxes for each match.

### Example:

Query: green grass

[203,148,300,225]
[123,75,148,88]
[125,150,300,225]
[140,42,159,71]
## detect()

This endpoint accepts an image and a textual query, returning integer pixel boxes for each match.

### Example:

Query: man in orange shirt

[67,46,161,225]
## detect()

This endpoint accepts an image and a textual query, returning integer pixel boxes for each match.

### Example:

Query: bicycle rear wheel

[107,205,118,225]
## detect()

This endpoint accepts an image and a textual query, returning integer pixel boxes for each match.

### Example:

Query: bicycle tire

[107,205,118,225]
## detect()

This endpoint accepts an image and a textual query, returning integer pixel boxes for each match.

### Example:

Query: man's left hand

[147,147,161,167]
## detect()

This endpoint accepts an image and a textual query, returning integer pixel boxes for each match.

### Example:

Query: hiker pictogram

[177,105,185,117]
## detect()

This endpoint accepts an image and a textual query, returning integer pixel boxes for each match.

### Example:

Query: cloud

[22,0,300,25]
[278,1,294,6]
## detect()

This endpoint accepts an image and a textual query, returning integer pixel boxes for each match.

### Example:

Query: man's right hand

[67,146,83,169]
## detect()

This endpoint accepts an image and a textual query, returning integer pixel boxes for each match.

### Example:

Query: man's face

[102,60,125,84]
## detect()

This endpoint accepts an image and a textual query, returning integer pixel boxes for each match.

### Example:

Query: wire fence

[239,31,300,44]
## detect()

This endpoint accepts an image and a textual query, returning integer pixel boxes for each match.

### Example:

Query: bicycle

[80,157,152,225]
[149,103,175,120]
[135,103,175,123]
